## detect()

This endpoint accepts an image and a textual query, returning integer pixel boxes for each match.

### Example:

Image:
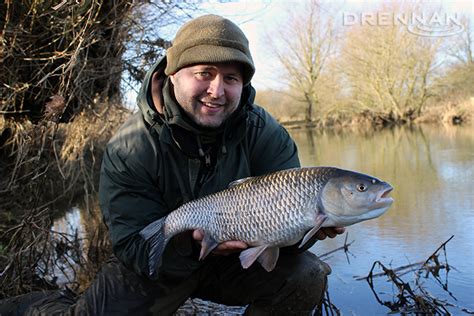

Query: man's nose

[207,76,225,98]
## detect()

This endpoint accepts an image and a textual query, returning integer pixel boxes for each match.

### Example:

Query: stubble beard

[188,98,240,129]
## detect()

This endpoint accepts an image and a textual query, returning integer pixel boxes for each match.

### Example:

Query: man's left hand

[315,227,346,240]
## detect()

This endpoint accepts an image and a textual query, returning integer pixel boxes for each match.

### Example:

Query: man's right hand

[192,230,248,256]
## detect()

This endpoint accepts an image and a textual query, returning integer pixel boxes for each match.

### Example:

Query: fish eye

[357,183,367,192]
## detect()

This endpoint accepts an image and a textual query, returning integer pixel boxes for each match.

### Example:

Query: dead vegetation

[355,235,474,315]
[0,1,133,121]
[0,102,127,298]
[0,0,199,298]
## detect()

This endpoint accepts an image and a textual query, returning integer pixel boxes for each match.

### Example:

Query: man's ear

[151,72,164,114]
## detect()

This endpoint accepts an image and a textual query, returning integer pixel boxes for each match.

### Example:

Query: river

[289,124,474,314]
[55,124,474,314]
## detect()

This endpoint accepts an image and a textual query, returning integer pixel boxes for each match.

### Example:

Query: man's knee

[278,251,331,283]
[246,251,331,315]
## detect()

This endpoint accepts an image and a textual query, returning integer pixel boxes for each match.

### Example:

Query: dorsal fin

[229,177,254,188]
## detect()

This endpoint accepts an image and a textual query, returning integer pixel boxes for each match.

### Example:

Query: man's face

[170,63,244,128]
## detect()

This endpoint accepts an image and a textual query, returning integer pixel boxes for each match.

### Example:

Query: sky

[124,0,473,106]
[199,0,473,89]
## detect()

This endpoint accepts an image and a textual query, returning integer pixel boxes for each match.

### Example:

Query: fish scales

[164,167,333,247]
[148,166,393,272]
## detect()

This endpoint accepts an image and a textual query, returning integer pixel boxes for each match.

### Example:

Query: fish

[145,166,394,273]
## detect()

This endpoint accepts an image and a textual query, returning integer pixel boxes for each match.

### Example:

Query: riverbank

[0,103,125,298]
[277,98,473,130]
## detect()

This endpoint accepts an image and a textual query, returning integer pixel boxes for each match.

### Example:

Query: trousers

[1,251,330,316]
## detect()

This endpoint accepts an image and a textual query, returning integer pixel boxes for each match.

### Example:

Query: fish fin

[228,177,254,188]
[299,214,328,249]
[239,245,268,269]
[199,232,219,260]
[139,217,168,278]
[257,247,280,272]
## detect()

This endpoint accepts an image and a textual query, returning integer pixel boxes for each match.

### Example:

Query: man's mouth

[201,101,224,110]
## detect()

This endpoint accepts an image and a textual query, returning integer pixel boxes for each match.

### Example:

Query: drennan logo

[343,11,464,37]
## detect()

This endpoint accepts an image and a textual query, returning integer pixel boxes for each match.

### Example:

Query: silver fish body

[163,166,393,271]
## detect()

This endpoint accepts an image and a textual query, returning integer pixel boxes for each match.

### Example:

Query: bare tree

[433,15,474,101]
[122,1,200,87]
[340,2,442,121]
[445,15,473,66]
[267,0,338,122]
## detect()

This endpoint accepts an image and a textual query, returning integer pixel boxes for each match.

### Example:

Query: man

[74,14,345,315]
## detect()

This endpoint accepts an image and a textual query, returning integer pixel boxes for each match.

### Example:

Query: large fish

[147,167,393,272]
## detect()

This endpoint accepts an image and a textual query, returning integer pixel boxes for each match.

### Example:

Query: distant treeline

[255,1,473,127]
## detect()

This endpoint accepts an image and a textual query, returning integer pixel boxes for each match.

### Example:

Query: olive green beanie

[165,14,255,86]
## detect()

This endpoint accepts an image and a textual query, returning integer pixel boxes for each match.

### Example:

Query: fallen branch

[357,235,470,314]
[319,232,354,260]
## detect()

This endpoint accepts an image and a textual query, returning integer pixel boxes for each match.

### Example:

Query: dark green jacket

[99,57,300,279]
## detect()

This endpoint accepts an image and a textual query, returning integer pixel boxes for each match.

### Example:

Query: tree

[433,15,474,100]
[445,15,473,66]
[0,1,133,121]
[267,0,338,122]
[339,2,442,122]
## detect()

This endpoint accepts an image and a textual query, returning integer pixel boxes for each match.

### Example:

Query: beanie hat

[165,14,255,86]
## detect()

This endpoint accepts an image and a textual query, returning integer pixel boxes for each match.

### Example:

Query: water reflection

[50,201,110,290]
[289,124,474,314]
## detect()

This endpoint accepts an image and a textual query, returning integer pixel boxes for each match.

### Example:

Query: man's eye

[196,72,211,78]
[226,76,240,83]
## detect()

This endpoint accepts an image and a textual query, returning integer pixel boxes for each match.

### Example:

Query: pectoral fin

[257,247,280,272]
[239,245,268,269]
[199,232,219,260]
[299,214,328,248]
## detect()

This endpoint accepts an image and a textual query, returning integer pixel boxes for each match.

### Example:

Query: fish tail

[139,216,169,278]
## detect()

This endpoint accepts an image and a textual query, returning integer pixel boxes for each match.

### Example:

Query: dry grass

[415,98,473,125]
[0,103,129,298]
[262,96,473,129]
[0,103,129,216]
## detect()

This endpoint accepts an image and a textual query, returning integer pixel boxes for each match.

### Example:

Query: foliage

[432,63,474,101]
[0,0,200,299]
[340,2,441,122]
[255,89,307,122]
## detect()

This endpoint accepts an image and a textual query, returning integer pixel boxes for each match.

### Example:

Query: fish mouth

[376,185,394,205]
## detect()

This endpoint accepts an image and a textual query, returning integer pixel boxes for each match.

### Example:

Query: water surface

[289,124,474,314]
[55,124,474,314]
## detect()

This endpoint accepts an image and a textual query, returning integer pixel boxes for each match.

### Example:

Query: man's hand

[192,227,345,257]
[315,227,346,240]
[192,230,248,256]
